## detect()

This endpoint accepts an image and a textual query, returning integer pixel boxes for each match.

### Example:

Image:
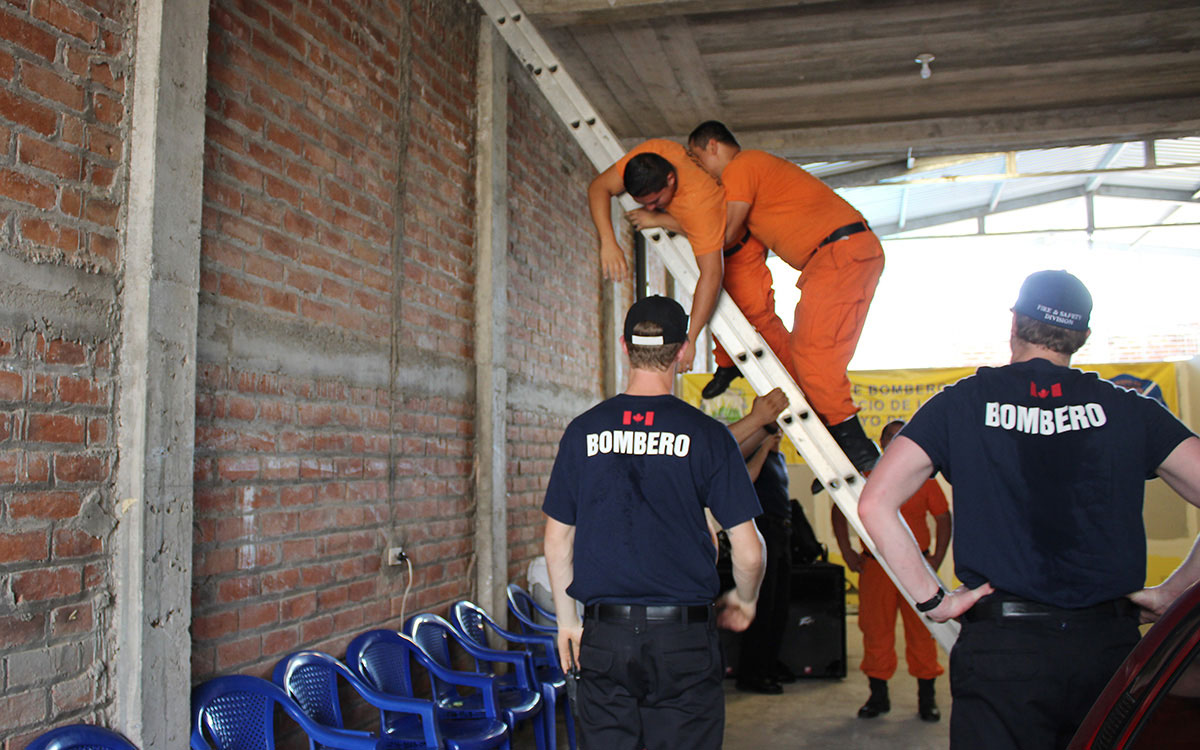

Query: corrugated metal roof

[809,138,1200,243]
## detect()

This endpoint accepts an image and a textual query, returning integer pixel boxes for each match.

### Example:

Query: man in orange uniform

[688,121,885,471]
[588,139,769,369]
[832,419,951,722]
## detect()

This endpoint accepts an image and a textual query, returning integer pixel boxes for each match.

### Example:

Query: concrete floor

[527,613,950,749]
[723,614,949,749]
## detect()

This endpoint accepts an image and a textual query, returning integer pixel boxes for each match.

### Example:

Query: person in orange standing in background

[588,138,771,371]
[685,121,886,472]
[832,419,951,723]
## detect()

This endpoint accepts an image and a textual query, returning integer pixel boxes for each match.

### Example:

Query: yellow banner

[682,361,1180,464]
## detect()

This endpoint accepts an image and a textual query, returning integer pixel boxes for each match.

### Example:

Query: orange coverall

[715,150,884,424]
[857,479,948,682]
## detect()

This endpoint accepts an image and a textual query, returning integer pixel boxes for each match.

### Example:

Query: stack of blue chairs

[190,585,578,750]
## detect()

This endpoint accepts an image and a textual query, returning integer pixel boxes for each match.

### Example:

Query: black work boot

[918,678,941,722]
[701,365,742,399]
[827,416,880,473]
[857,677,890,719]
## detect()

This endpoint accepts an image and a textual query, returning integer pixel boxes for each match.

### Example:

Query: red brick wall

[504,62,605,581]
[0,332,114,741]
[193,0,485,682]
[0,0,125,274]
[1,0,608,736]
[0,0,128,742]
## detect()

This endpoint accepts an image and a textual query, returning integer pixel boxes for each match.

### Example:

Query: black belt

[818,221,869,248]
[587,603,713,624]
[723,229,753,258]
[962,596,1136,623]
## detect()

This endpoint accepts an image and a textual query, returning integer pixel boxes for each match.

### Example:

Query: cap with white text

[1013,270,1092,331]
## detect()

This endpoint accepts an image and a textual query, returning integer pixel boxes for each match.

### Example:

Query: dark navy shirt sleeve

[705,426,762,529]
[898,384,957,479]
[542,422,581,525]
[1134,393,1196,478]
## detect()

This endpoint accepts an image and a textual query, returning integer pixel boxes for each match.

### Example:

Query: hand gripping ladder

[477,0,959,653]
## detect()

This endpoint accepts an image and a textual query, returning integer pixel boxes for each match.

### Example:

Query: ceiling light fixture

[915,53,935,79]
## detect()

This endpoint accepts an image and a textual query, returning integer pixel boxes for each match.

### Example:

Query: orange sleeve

[720,153,759,206]
[672,191,725,256]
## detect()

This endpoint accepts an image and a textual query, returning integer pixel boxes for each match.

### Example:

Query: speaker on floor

[779,561,846,679]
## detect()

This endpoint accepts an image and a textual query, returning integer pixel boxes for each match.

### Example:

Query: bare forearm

[688,262,722,348]
[745,443,771,481]
[1157,535,1200,600]
[858,439,943,602]
[1153,438,1200,599]
[544,518,580,629]
[728,520,765,604]
[588,179,619,247]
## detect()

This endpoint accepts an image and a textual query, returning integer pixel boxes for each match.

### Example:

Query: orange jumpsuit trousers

[714,231,884,425]
[857,555,944,681]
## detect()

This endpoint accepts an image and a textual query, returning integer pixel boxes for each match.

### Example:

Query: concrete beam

[473,24,510,624]
[112,0,208,746]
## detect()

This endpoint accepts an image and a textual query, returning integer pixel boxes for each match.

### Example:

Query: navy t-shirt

[902,358,1194,608]
[542,393,762,606]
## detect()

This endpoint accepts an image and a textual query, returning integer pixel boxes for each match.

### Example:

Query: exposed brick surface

[4,0,607,742]
[503,60,604,585]
[0,331,117,742]
[0,0,126,273]
[194,0,492,684]
[0,7,127,734]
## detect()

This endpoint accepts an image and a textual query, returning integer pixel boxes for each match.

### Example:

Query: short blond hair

[627,321,683,370]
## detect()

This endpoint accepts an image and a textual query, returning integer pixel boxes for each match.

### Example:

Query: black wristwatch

[915,589,945,613]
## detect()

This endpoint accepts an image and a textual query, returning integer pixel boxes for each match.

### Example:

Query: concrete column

[112,0,208,746]
[473,24,510,623]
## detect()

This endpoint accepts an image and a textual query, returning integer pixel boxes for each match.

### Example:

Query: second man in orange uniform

[688,121,885,471]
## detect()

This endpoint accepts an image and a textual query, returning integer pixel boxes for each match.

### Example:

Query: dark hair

[623,153,675,198]
[627,320,684,370]
[687,120,739,150]
[1014,313,1089,355]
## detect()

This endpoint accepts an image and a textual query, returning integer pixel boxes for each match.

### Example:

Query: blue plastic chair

[505,585,556,636]
[451,601,574,750]
[191,674,387,750]
[345,630,510,750]
[403,613,547,750]
[26,725,138,750]
[273,650,450,750]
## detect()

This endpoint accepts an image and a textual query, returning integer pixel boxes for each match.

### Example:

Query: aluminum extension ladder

[477,0,959,653]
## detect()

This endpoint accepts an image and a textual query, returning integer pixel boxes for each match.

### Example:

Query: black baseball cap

[1013,270,1092,331]
[623,295,688,346]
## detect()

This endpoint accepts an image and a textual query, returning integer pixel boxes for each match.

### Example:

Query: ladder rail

[478,0,960,652]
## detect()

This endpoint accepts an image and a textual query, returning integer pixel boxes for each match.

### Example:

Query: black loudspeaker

[779,561,846,678]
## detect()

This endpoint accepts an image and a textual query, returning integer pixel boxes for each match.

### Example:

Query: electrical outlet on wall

[387,546,407,566]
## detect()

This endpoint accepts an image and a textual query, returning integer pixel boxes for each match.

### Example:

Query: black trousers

[949,607,1140,750]
[577,612,724,750]
[738,515,792,680]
